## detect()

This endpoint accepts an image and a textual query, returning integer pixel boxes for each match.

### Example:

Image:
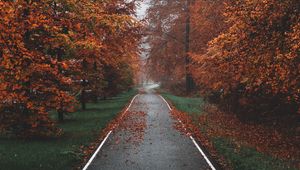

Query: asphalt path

[86,90,213,170]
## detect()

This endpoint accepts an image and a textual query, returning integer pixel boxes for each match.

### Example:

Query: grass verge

[161,92,295,170]
[0,90,137,170]
[213,138,294,170]
[162,92,204,116]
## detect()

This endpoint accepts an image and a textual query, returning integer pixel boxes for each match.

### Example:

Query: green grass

[162,92,294,170]
[213,138,296,170]
[162,92,205,116]
[0,90,137,170]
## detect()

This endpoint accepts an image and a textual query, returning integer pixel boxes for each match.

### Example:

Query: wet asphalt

[87,91,211,170]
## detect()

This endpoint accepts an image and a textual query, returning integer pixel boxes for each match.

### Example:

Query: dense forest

[0,0,299,169]
[146,0,300,117]
[0,0,142,137]
[146,1,299,168]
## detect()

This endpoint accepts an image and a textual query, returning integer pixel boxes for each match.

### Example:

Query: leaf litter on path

[79,103,147,169]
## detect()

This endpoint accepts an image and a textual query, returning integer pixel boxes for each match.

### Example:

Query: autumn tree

[0,0,142,137]
[145,0,227,94]
[192,0,300,115]
[70,0,142,108]
[0,0,75,137]
[145,0,187,92]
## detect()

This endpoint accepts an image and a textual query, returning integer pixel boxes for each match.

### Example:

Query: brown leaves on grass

[201,104,300,168]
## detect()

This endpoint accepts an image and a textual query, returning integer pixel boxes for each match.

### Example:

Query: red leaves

[201,104,300,168]
[145,0,228,89]
[118,111,147,145]
[0,0,142,138]
[80,106,146,168]
[191,0,300,111]
[0,1,79,137]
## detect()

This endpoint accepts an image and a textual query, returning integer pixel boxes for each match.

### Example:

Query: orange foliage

[0,0,76,137]
[0,0,142,137]
[145,0,186,88]
[191,0,300,114]
[146,0,227,92]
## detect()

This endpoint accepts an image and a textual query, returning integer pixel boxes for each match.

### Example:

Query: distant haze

[136,0,150,20]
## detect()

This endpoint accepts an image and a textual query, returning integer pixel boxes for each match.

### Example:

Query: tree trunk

[81,89,86,110]
[185,0,195,94]
[81,59,88,110]
[58,110,64,122]
[57,49,64,120]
